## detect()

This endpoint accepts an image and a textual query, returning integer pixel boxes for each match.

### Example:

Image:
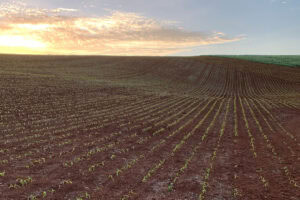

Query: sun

[0,35,47,54]
[0,35,46,48]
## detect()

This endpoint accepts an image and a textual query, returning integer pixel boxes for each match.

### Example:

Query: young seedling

[62,180,73,184]
[28,194,37,200]
[121,195,130,200]
[116,169,122,176]
[42,191,47,198]
[108,174,114,181]
[9,184,18,189]
[49,188,55,194]
[16,176,32,187]
[0,171,5,177]
[85,192,91,199]
[168,183,174,192]
[88,165,95,172]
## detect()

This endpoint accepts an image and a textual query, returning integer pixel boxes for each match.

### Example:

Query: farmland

[0,55,299,200]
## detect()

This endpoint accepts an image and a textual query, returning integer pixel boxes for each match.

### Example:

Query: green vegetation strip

[215,55,300,68]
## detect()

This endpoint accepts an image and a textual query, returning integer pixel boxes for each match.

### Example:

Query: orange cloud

[0,3,243,55]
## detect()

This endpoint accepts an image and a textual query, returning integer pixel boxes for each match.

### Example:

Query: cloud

[51,8,78,13]
[270,0,289,4]
[0,2,243,55]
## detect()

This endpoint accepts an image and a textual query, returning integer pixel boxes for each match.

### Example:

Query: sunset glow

[0,35,46,49]
[0,1,243,55]
[16,24,53,31]
[0,0,298,55]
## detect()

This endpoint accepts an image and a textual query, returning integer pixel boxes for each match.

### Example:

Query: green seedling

[108,174,114,181]
[28,194,37,200]
[42,191,47,198]
[49,188,55,193]
[89,165,95,172]
[0,160,8,164]
[168,183,173,192]
[16,176,32,187]
[9,184,19,189]
[85,192,91,199]
[0,171,5,177]
[116,169,122,176]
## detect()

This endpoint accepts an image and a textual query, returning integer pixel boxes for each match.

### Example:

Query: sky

[0,0,299,56]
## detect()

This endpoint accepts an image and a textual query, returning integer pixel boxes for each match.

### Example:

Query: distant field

[217,55,300,67]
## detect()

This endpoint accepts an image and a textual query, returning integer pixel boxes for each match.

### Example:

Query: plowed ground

[0,55,299,200]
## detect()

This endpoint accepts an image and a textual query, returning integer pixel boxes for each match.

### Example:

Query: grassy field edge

[213,55,300,68]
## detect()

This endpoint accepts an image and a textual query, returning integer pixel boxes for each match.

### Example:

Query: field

[218,55,300,67]
[0,55,299,200]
